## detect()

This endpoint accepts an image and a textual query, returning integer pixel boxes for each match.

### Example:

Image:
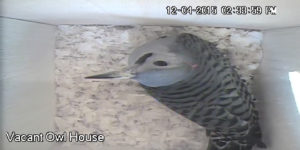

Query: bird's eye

[153,61,168,66]
[159,35,167,39]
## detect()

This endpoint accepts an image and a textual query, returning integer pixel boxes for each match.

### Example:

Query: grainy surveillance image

[1,1,300,150]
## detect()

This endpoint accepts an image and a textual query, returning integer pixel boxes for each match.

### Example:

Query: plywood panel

[1,0,300,29]
[0,18,56,150]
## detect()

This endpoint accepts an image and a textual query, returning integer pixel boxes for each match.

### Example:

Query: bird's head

[86,34,202,87]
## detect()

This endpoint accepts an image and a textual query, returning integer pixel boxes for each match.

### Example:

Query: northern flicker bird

[86,33,266,150]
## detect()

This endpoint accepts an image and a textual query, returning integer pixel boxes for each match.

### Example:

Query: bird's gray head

[86,33,202,87]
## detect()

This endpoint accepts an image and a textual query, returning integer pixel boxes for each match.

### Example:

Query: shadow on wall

[253,27,300,150]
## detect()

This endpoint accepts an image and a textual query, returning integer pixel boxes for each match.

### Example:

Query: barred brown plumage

[86,33,266,150]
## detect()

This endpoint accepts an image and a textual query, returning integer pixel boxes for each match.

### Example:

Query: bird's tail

[207,124,266,150]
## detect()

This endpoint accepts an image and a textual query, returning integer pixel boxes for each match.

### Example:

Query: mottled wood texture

[54,26,262,150]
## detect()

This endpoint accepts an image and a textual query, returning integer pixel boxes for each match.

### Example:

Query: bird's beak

[85,67,135,79]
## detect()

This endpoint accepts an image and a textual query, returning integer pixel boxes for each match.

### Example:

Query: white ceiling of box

[1,0,300,29]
